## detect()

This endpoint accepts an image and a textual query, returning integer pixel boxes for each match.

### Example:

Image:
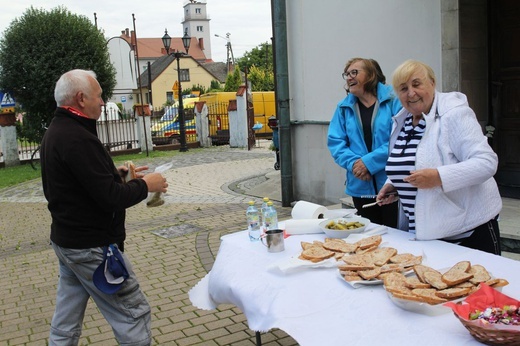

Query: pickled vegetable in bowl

[319,217,370,238]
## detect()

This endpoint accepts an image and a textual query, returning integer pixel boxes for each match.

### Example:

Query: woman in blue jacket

[328,58,402,227]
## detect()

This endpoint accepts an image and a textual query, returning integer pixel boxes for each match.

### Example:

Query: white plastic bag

[145,162,172,207]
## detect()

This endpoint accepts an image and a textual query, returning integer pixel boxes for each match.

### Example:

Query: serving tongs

[361,191,398,208]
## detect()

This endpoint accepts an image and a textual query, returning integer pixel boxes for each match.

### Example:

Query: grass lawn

[0,149,190,190]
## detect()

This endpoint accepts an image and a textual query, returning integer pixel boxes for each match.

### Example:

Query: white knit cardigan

[388,91,502,240]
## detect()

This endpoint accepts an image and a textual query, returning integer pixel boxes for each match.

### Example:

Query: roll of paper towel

[291,201,328,219]
[285,219,324,235]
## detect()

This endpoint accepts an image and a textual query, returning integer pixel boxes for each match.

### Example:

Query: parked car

[151,98,199,145]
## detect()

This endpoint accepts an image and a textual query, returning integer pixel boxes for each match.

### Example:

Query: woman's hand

[353,159,370,180]
[403,169,442,189]
[377,184,398,205]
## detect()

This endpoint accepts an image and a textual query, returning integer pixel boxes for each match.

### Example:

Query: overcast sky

[0,0,273,63]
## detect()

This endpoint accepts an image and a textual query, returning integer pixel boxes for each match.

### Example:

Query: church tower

[182,0,212,60]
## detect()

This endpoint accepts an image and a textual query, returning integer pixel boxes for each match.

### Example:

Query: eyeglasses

[342,69,362,80]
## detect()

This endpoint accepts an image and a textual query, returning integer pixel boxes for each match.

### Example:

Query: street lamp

[162,29,192,152]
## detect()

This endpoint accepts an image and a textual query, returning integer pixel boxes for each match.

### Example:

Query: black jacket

[41,107,148,249]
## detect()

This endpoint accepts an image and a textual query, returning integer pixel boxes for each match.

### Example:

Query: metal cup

[261,229,285,253]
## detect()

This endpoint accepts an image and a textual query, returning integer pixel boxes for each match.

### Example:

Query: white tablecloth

[189,223,520,346]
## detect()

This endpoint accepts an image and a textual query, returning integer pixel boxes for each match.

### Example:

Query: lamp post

[162,29,191,152]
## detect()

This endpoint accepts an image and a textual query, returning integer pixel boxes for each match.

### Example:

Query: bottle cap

[263,197,269,202]
[267,201,273,206]
[248,201,254,205]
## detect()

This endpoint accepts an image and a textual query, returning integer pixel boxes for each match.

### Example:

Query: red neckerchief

[61,106,90,119]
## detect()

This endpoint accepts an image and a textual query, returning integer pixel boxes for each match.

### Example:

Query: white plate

[337,268,415,289]
[386,291,457,316]
[270,255,338,274]
[386,268,498,316]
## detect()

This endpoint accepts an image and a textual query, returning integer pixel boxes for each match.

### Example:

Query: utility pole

[215,33,235,73]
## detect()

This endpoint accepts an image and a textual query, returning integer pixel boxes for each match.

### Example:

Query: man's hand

[142,173,168,193]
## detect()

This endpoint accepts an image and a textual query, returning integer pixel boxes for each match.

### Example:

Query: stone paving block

[153,330,186,345]
[204,317,236,330]
[214,330,253,345]
[157,319,192,334]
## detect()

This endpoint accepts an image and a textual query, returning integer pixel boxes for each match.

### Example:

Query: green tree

[247,65,274,91]
[0,6,116,143]
[236,42,272,72]
[209,80,222,92]
[224,65,242,92]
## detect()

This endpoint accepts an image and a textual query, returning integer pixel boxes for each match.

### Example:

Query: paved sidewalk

[0,141,299,346]
[0,140,518,345]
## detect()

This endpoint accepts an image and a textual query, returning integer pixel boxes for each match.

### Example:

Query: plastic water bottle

[263,201,278,231]
[246,201,261,241]
[260,197,270,232]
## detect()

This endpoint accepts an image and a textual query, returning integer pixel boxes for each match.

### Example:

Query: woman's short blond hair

[392,59,436,91]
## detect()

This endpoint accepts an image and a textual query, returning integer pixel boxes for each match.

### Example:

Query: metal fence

[207,102,230,145]
[0,106,204,165]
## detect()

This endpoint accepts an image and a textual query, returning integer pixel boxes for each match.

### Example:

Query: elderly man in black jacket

[41,69,168,345]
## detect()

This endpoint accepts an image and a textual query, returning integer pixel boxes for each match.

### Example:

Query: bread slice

[343,274,363,282]
[300,246,334,263]
[397,256,423,269]
[383,272,408,293]
[441,267,473,286]
[322,239,358,253]
[339,270,359,277]
[301,241,313,250]
[423,270,449,290]
[341,253,374,266]
[413,264,436,283]
[356,244,379,254]
[405,276,431,289]
[338,264,375,271]
[468,264,491,285]
[435,287,471,299]
[447,261,472,273]
[487,278,509,288]
[390,253,418,264]
[355,235,382,250]
[380,263,404,274]
[453,281,476,289]
[392,291,426,303]
[372,247,398,266]
[358,267,382,280]
[411,288,448,305]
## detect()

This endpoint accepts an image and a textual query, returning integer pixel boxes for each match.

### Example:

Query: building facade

[280,0,520,205]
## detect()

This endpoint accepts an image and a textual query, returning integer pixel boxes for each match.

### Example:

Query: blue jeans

[49,242,151,346]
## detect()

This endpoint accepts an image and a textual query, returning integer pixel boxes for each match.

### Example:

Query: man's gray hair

[54,69,97,107]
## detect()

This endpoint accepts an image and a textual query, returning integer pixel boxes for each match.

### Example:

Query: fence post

[195,102,212,148]
[230,91,248,148]
[0,111,20,166]
[136,115,153,153]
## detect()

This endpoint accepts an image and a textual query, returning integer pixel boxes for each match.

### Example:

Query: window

[180,69,190,82]
[166,92,173,103]
[195,8,201,14]
[197,26,203,32]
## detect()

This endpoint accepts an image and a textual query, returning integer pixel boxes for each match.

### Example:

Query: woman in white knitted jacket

[377,59,502,255]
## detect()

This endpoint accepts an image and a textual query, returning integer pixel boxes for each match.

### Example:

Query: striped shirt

[386,114,426,233]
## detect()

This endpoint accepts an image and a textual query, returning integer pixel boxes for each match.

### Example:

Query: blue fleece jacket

[327,83,402,197]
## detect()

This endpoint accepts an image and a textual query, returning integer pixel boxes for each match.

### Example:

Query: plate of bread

[384,261,509,316]
[274,234,389,273]
[336,238,423,288]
